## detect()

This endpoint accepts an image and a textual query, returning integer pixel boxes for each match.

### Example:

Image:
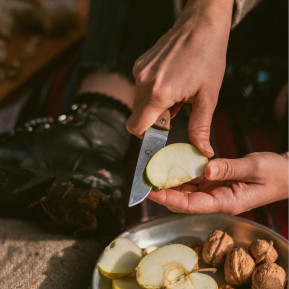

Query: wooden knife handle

[152,109,171,131]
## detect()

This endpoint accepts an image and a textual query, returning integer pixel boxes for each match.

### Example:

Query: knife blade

[128,110,171,207]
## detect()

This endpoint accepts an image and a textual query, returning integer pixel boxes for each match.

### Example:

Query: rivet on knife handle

[152,109,171,131]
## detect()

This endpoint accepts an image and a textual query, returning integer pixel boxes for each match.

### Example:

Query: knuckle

[189,125,211,138]
[150,77,172,105]
[252,157,266,177]
[135,71,173,108]
[132,58,143,78]
[151,80,165,100]
[220,160,234,179]
[132,66,138,79]
[135,71,154,92]
[245,153,266,177]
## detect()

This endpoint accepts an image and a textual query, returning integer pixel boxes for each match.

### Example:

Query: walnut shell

[188,241,203,261]
[202,230,234,267]
[249,239,278,264]
[251,262,286,289]
[224,247,255,287]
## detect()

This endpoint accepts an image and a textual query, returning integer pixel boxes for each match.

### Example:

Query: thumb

[205,158,257,182]
[188,93,216,158]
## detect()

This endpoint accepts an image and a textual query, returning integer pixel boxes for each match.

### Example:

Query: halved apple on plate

[136,244,218,289]
[113,275,141,289]
[97,237,142,279]
[146,143,208,190]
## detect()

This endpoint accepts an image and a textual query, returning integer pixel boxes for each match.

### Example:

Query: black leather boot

[0,93,131,234]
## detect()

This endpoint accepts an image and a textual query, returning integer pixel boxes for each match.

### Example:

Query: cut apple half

[165,273,192,289]
[97,237,142,279]
[165,272,217,289]
[136,244,198,289]
[112,275,142,289]
[189,273,218,289]
[146,143,208,190]
[163,262,187,285]
[142,245,158,256]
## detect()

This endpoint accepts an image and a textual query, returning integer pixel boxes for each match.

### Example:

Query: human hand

[148,152,289,215]
[126,0,234,157]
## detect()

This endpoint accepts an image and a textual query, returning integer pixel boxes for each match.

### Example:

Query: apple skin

[113,275,142,289]
[98,266,135,280]
[97,237,143,280]
[189,272,218,289]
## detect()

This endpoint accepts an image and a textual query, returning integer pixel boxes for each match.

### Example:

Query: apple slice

[146,143,208,190]
[97,237,142,279]
[142,245,158,256]
[112,275,142,289]
[136,244,198,289]
[165,272,217,289]
[189,273,218,289]
[165,273,193,289]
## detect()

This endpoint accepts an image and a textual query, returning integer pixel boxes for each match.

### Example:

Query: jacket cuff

[232,0,261,27]
[175,0,261,28]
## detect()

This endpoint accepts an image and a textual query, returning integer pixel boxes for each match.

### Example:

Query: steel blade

[128,127,168,207]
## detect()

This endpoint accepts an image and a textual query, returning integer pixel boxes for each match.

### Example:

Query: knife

[128,110,171,207]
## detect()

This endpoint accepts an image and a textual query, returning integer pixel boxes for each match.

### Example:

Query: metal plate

[92,214,288,289]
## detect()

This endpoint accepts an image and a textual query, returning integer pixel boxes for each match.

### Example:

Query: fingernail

[208,164,219,179]
[203,142,214,155]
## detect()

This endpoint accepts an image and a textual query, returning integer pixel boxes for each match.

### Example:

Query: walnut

[219,285,235,289]
[251,262,286,289]
[224,247,255,287]
[249,239,278,264]
[202,230,234,267]
[188,241,203,261]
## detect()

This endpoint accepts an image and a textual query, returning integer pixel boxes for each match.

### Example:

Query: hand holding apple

[148,152,288,214]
